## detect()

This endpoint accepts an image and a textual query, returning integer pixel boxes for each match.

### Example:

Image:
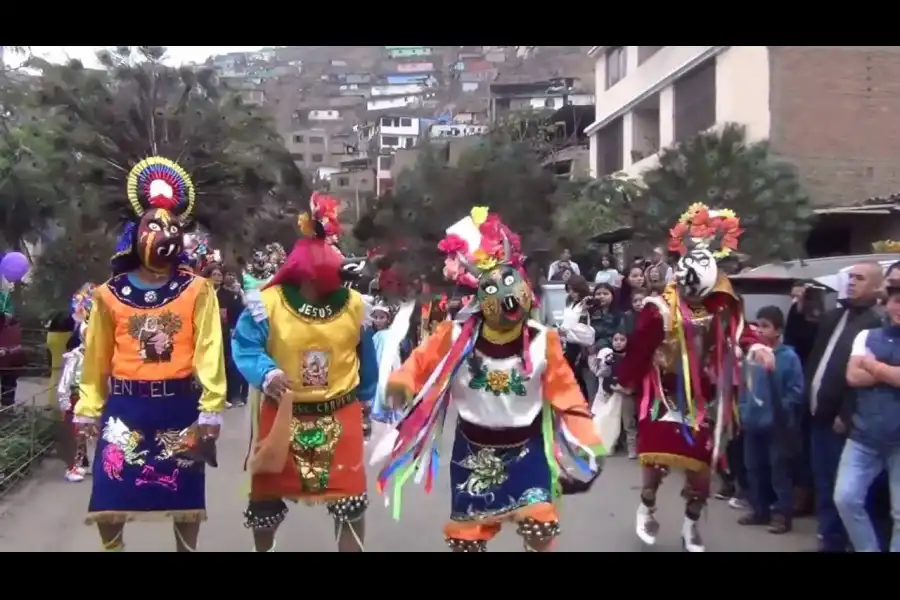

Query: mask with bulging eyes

[674,247,718,298]
[137,208,183,273]
[477,267,533,330]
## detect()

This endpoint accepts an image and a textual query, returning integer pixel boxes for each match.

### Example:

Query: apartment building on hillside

[586,46,900,255]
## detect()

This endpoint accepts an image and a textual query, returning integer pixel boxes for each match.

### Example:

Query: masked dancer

[58,283,97,483]
[232,192,377,553]
[617,203,774,552]
[74,156,227,552]
[371,206,604,553]
[243,242,286,293]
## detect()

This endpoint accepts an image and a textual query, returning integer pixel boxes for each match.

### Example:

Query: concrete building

[585,45,900,255]
[489,78,594,123]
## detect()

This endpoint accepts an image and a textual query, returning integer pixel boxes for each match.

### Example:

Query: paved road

[0,400,817,552]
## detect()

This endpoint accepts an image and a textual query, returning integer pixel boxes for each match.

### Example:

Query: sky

[10,46,267,68]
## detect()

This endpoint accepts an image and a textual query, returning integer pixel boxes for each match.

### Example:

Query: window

[400,118,412,127]
[291,152,304,162]
[292,134,304,143]
[381,117,399,127]
[543,98,555,108]
[595,116,624,177]
[605,46,627,89]
[381,135,400,147]
[403,137,415,149]
[638,46,663,65]
[309,136,325,144]
[337,176,350,187]
[311,153,324,163]
[673,59,717,142]
[379,155,394,170]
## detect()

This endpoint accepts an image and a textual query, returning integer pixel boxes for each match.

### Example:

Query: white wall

[309,109,341,121]
[379,134,417,150]
[371,83,426,96]
[588,46,772,178]
[379,116,420,137]
[367,96,421,111]
[430,124,487,138]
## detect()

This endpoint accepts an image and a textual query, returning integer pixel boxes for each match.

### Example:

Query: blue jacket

[739,344,805,432]
[850,325,900,450]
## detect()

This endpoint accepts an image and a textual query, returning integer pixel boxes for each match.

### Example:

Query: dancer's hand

[76,421,98,439]
[265,371,293,398]
[386,385,410,409]
[199,424,220,440]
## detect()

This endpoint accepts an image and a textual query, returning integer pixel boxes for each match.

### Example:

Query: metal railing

[0,330,61,497]
[0,375,58,497]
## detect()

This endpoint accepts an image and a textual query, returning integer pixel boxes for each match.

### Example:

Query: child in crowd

[589,329,637,458]
[620,287,647,335]
[738,306,804,534]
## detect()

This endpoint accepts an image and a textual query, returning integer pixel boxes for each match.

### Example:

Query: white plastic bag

[592,388,623,453]
[560,300,596,347]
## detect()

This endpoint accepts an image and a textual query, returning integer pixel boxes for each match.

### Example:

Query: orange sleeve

[388,319,455,396]
[543,329,601,447]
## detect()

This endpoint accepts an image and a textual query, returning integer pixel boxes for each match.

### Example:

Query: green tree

[27,45,309,259]
[553,172,644,248]
[605,123,815,261]
[354,134,563,289]
[15,46,309,313]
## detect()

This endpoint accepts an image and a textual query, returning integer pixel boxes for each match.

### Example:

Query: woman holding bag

[559,276,595,398]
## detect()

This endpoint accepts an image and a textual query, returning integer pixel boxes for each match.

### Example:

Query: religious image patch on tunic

[127,311,183,362]
[301,350,330,388]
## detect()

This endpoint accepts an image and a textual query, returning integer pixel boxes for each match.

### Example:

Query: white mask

[674,247,718,298]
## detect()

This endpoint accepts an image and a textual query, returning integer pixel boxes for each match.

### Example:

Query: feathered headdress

[298,191,342,241]
[668,203,743,260]
[111,156,196,273]
[437,206,524,289]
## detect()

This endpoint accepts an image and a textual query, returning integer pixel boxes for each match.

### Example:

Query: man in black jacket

[805,261,884,552]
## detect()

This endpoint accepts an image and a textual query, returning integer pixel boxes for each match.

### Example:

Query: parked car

[732,253,900,318]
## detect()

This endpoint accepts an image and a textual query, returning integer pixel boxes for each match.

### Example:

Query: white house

[371,83,426,97]
[585,46,770,179]
[429,124,487,139]
[309,109,342,121]
[367,96,423,111]
[377,115,421,151]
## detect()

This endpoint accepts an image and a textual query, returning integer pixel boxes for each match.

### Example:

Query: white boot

[681,517,706,552]
[635,503,659,546]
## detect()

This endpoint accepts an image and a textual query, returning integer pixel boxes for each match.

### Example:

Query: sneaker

[225,401,233,409]
[64,467,85,482]
[714,483,735,500]
[627,448,638,459]
[728,497,750,510]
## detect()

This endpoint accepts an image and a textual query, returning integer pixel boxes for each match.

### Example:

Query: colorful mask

[137,208,184,273]
[438,206,533,329]
[71,283,97,324]
[668,203,744,299]
[476,264,533,330]
[247,243,286,280]
[112,156,196,275]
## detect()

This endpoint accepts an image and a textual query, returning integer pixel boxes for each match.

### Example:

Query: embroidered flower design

[468,365,527,396]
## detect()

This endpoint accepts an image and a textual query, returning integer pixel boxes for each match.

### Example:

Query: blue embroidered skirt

[449,423,553,523]
[86,377,206,524]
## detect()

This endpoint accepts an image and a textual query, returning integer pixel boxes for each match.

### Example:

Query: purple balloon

[0,252,30,282]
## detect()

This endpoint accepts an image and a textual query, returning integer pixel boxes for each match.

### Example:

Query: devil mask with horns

[439,207,532,331]
[111,157,196,275]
